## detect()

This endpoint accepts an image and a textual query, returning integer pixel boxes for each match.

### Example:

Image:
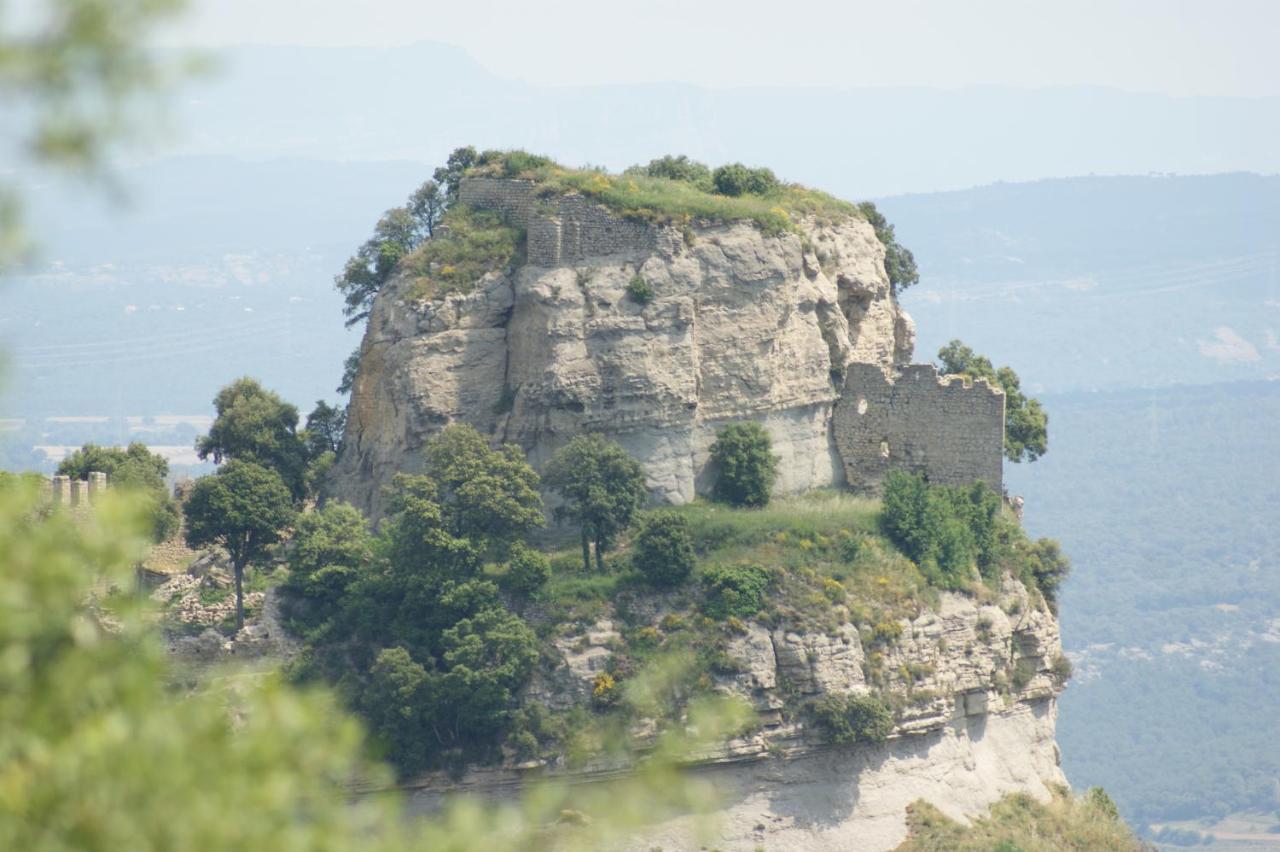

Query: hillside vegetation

[896,786,1145,851]
[129,373,1070,780]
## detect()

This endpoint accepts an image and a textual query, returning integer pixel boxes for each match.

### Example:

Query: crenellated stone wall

[834,363,1005,494]
[458,177,655,266]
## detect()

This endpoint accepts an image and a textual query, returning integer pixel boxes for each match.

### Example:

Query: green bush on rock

[812,692,895,745]
[702,563,771,620]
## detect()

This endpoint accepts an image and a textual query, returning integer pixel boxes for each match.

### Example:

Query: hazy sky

[161,0,1280,97]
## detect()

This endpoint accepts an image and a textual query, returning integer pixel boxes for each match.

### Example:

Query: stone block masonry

[458,177,655,266]
[833,363,1005,494]
[47,471,109,511]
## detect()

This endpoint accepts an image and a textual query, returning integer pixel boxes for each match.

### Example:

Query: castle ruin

[834,363,1005,494]
[46,471,109,510]
[343,177,1007,509]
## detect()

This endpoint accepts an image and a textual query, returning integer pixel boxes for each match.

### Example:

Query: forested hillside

[1006,380,1280,821]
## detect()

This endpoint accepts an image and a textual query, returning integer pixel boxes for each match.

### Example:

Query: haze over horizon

[157,0,1280,98]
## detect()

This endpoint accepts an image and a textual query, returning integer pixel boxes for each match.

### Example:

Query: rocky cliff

[331,179,915,516]
[403,574,1067,851]
[328,169,1066,850]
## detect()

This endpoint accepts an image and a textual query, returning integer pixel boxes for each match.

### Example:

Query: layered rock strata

[333,181,915,516]
[403,575,1066,851]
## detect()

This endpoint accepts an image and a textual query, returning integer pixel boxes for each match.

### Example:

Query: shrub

[591,672,620,708]
[870,619,903,645]
[496,149,555,177]
[812,692,895,745]
[626,274,655,305]
[712,163,780,198]
[401,205,525,302]
[503,543,551,597]
[881,471,1000,590]
[856,201,919,293]
[702,563,771,620]
[635,155,714,190]
[1022,537,1070,613]
[1050,653,1074,682]
[710,422,779,508]
[632,511,696,587]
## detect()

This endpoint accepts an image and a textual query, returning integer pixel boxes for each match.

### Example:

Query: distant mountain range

[146,43,1280,199]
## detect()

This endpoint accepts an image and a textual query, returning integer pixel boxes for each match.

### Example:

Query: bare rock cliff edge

[332,181,915,517]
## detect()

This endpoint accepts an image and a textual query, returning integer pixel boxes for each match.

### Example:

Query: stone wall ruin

[833,363,1005,494]
[458,177,655,266]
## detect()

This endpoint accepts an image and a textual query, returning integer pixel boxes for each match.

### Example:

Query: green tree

[543,435,648,573]
[632,511,696,588]
[362,647,432,773]
[881,470,977,589]
[334,207,420,327]
[197,377,309,500]
[338,346,362,395]
[433,145,479,202]
[407,179,445,239]
[379,473,482,586]
[424,424,544,551]
[1021,537,1070,613]
[183,460,295,631]
[857,201,919,293]
[304,399,347,457]
[711,162,780,197]
[937,340,1049,462]
[436,607,539,742]
[286,501,372,623]
[56,441,178,541]
[710,422,779,508]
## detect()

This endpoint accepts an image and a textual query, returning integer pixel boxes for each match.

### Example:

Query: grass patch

[659,491,929,633]
[538,564,622,628]
[401,205,525,301]
[469,153,859,235]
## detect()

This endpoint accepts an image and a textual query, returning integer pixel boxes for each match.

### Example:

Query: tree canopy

[183,459,295,631]
[543,435,648,573]
[303,400,347,457]
[937,340,1049,462]
[197,377,310,499]
[56,441,178,541]
[287,469,541,775]
[857,201,919,293]
[632,511,696,588]
[423,424,544,551]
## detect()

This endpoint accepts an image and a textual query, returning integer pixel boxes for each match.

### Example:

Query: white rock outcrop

[332,206,914,517]
[402,577,1068,851]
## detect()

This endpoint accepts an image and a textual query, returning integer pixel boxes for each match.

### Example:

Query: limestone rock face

[403,575,1068,852]
[331,205,914,516]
